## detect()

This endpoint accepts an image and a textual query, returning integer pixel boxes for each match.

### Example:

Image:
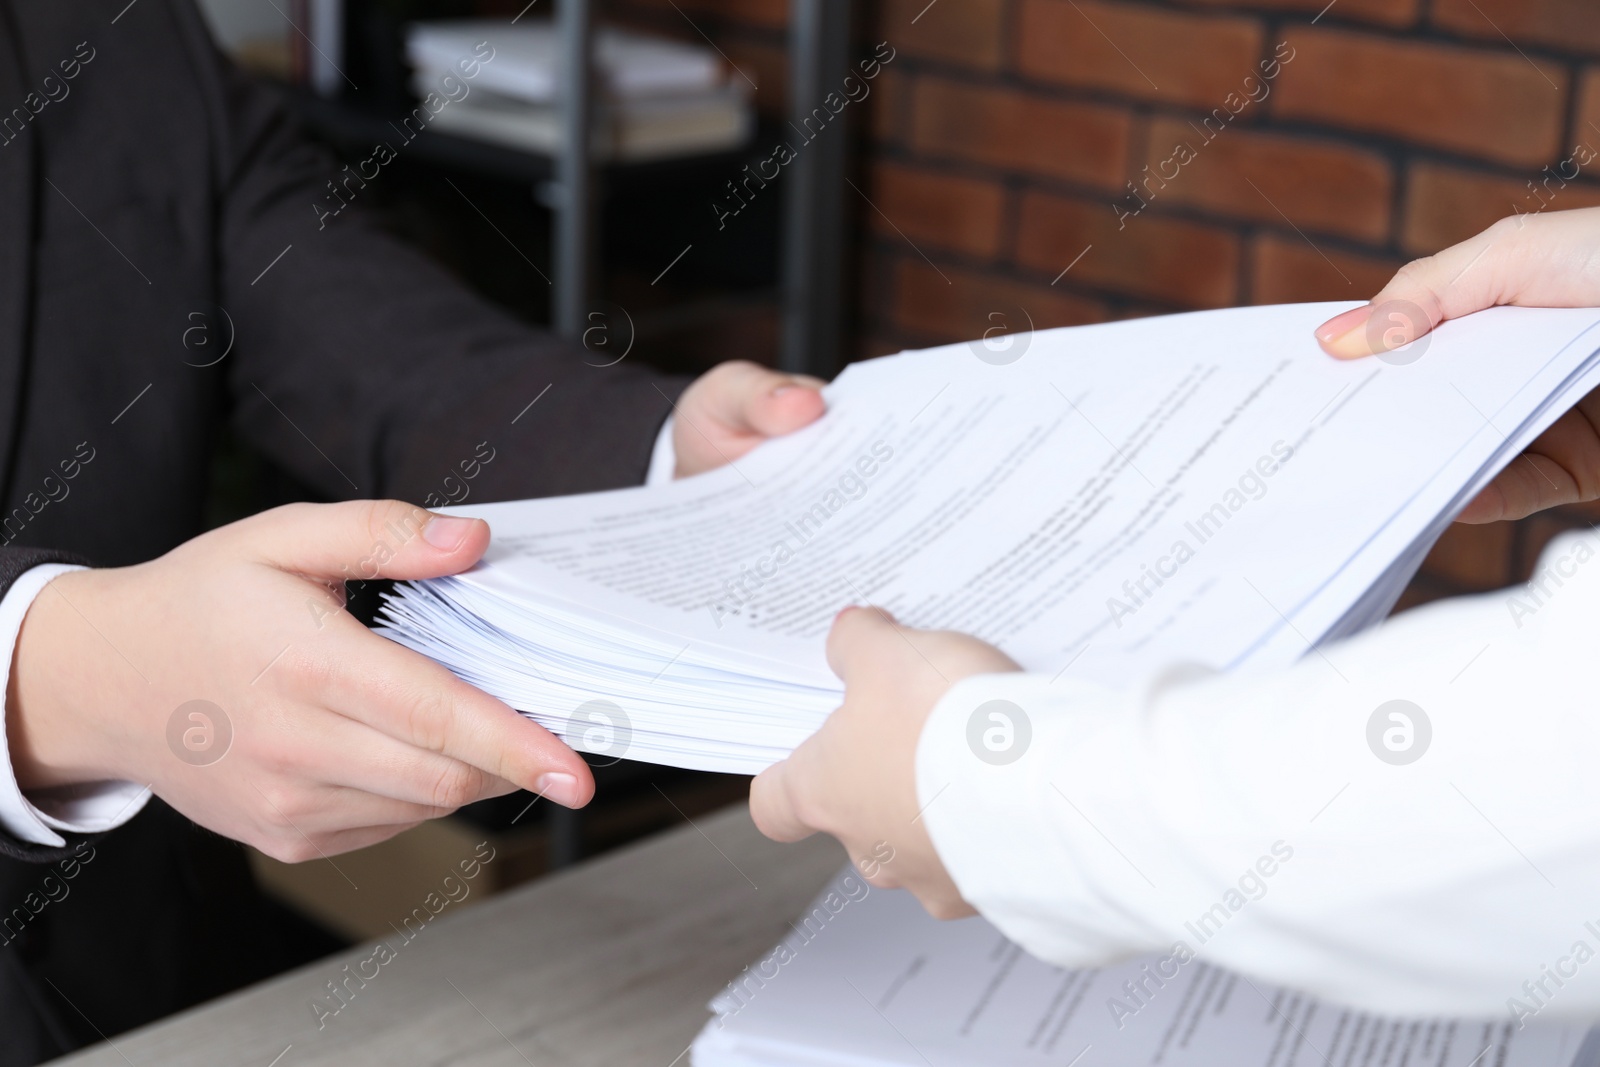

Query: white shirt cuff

[646,416,677,485]
[0,564,150,847]
[916,671,1173,964]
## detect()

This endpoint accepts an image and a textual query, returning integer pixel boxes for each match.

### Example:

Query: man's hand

[5,501,592,861]
[749,605,1020,919]
[1313,206,1600,522]
[672,361,826,478]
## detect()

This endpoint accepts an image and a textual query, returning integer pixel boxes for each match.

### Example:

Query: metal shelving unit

[779,0,851,376]
[544,0,853,375]
[552,0,596,339]
[291,0,852,377]
[287,0,854,868]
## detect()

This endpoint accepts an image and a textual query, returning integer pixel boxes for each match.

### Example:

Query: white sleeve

[645,416,676,485]
[0,564,149,848]
[917,528,1600,1020]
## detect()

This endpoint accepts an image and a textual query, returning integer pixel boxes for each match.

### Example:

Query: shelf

[283,0,852,377]
[283,86,763,190]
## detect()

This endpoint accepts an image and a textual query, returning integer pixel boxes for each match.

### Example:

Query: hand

[672,361,826,478]
[749,605,1020,919]
[5,501,593,861]
[1314,206,1600,522]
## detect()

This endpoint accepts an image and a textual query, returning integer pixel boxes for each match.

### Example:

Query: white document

[405,21,726,103]
[415,79,753,161]
[379,302,1600,773]
[691,873,1599,1067]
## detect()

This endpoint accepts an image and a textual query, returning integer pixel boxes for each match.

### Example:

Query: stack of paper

[405,20,751,159]
[691,872,1600,1066]
[378,302,1600,774]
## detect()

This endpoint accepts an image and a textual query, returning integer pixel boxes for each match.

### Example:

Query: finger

[698,361,827,438]
[824,604,908,685]
[1457,480,1510,525]
[275,708,521,810]
[1459,453,1579,523]
[1314,216,1525,359]
[255,780,457,837]
[1458,403,1600,522]
[242,500,490,582]
[749,757,818,843]
[303,625,595,807]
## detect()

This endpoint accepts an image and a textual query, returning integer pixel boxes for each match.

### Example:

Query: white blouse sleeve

[917,529,1600,1021]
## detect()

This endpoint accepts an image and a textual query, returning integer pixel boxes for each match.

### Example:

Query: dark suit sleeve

[184,11,686,505]
[0,548,97,863]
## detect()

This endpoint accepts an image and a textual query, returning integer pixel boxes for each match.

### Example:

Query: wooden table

[51,807,842,1067]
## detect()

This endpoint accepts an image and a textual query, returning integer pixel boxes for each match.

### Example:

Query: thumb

[825,604,905,684]
[243,500,490,581]
[1315,217,1522,360]
[698,361,827,438]
[749,757,818,843]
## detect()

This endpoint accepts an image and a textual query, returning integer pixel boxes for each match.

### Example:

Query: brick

[1418,515,1516,590]
[868,67,909,144]
[1141,118,1391,241]
[1015,191,1241,307]
[1576,68,1600,150]
[1171,0,1418,28]
[879,0,1008,71]
[1401,162,1600,254]
[910,79,1131,191]
[1248,235,1403,304]
[868,163,1008,260]
[891,259,1107,344]
[1434,0,1600,55]
[1017,0,1264,110]
[1272,28,1567,168]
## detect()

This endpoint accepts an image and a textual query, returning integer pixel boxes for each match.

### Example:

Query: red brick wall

[612,0,1600,601]
[859,0,1600,332]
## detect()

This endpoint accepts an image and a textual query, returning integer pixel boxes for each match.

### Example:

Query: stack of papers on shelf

[405,20,751,159]
[690,873,1600,1066]
[378,302,1600,774]
[408,20,724,101]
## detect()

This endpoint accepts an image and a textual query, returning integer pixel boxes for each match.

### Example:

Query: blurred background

[194,0,1600,952]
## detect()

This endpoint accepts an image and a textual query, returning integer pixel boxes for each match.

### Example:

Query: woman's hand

[672,361,826,478]
[749,605,1020,918]
[6,501,590,861]
[1314,207,1600,522]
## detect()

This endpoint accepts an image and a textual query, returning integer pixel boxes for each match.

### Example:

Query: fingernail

[535,772,582,808]
[423,515,475,550]
[1315,305,1377,359]
[834,605,858,624]
[772,383,797,397]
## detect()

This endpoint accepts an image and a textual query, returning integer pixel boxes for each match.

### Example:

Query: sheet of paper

[692,874,1599,1067]
[435,301,1600,679]
[382,301,1600,772]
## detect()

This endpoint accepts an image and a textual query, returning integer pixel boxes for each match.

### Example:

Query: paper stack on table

[690,873,1600,1067]
[405,20,751,160]
[378,302,1600,774]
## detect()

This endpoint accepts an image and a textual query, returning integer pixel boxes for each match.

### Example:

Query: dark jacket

[0,1,681,1059]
